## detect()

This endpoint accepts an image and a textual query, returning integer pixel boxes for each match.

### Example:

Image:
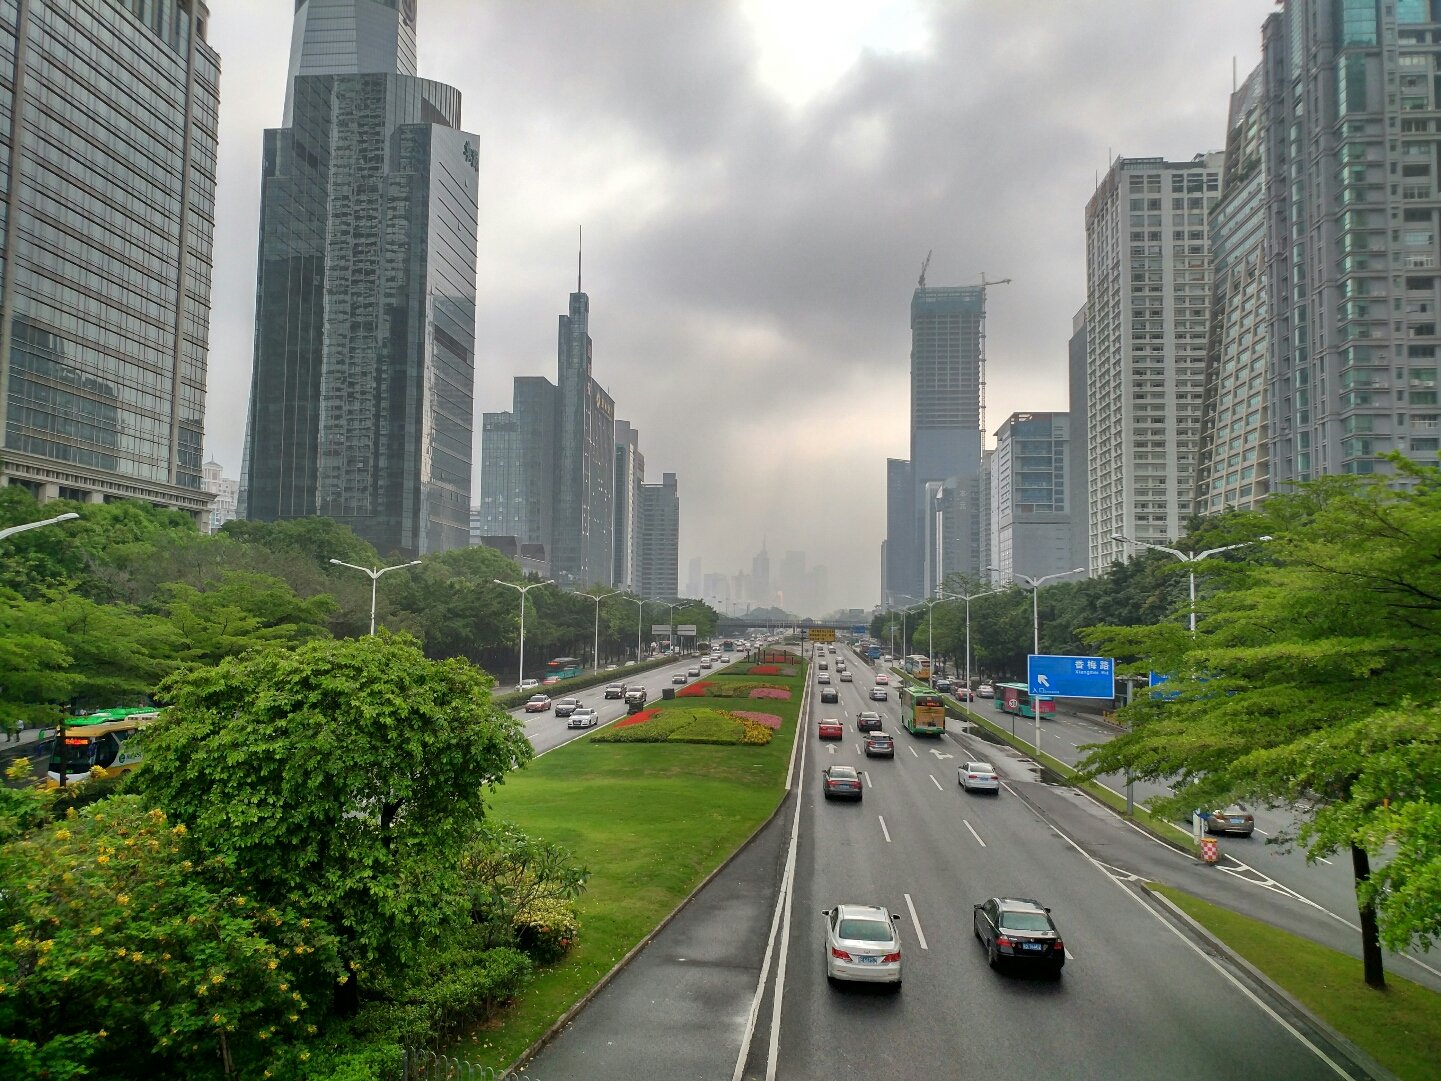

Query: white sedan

[823,903,902,987]
[566,707,599,729]
[959,761,1000,794]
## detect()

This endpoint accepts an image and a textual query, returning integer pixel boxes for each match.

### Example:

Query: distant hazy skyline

[206,1,1265,610]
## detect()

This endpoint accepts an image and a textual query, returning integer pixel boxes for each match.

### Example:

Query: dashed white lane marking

[909,746,919,758]
[879,816,892,843]
[963,819,987,848]
[929,774,943,791]
[904,893,929,950]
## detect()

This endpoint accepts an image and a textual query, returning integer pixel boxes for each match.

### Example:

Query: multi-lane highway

[522,641,1392,1081]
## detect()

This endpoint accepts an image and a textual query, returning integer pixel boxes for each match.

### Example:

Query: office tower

[243,0,478,556]
[551,285,615,585]
[1066,307,1090,572]
[612,419,643,589]
[0,0,219,516]
[1259,2,1441,487]
[981,447,997,585]
[637,472,679,601]
[751,544,771,607]
[477,376,557,546]
[1084,153,1223,572]
[883,458,915,604]
[1194,64,1272,515]
[992,413,1077,581]
[703,572,731,611]
[282,0,417,124]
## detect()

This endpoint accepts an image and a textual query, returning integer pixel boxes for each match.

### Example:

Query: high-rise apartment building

[1259,2,1441,486]
[636,472,679,601]
[477,375,557,547]
[992,412,1078,581]
[1084,153,1223,572]
[885,282,987,601]
[242,0,477,557]
[1196,64,1272,514]
[0,0,219,516]
[1066,307,1091,572]
[612,419,643,589]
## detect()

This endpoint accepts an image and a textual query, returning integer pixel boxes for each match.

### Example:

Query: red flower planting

[677,681,715,697]
[751,664,782,675]
[614,708,661,729]
[730,710,782,730]
[748,688,791,700]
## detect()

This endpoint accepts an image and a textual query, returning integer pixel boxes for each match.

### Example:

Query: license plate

[1021,942,1045,951]
[858,956,878,964]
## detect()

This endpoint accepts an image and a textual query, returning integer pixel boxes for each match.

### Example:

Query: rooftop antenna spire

[577,226,583,292]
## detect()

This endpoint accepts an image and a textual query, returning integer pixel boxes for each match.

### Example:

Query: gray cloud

[205,0,1264,612]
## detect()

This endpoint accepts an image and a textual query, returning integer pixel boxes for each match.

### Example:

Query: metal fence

[398,1047,530,1081]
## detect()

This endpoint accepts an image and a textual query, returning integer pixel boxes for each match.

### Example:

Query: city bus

[903,655,931,682]
[899,685,947,736]
[994,683,1056,720]
[46,707,161,786]
[546,656,584,680]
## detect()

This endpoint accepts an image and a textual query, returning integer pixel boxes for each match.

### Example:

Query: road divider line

[865,771,873,789]
[929,774,943,792]
[879,815,892,843]
[963,819,986,847]
[909,746,919,758]
[903,893,929,950]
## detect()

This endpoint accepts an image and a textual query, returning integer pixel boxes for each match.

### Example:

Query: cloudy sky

[205,0,1267,613]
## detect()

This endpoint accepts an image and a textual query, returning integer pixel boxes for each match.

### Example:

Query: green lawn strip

[955,703,1198,852]
[452,668,804,1071]
[1150,884,1441,1081]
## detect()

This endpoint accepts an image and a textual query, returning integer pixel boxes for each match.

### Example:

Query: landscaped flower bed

[613,708,660,729]
[748,688,791,700]
[718,664,798,677]
[676,681,715,697]
[728,710,782,730]
[664,679,791,700]
[590,707,773,746]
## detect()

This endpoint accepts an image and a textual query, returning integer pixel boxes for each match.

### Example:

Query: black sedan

[973,897,1065,977]
[822,765,863,801]
[820,686,840,703]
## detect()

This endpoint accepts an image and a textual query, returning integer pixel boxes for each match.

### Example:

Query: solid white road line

[879,815,892,843]
[963,819,987,848]
[904,893,929,950]
[929,774,943,792]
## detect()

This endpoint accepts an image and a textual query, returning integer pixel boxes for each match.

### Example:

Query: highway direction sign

[1027,654,1115,700]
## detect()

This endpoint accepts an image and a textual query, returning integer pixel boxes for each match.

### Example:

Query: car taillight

[831,947,853,962]
[1053,940,1065,951]
[996,935,1012,948]
[882,951,901,963]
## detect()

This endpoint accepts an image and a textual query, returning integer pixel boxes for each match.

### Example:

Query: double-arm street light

[582,589,624,672]
[0,511,79,541]
[620,594,646,662]
[990,566,1085,751]
[492,578,553,687]
[1111,534,1273,633]
[329,557,423,635]
[948,587,1001,701]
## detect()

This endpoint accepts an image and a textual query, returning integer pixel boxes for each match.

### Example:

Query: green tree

[133,634,533,1009]
[1080,463,1441,987]
[0,796,331,1079]
[152,571,336,666]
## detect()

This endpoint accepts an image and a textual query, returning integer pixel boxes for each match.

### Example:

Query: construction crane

[918,250,932,289]
[977,273,1012,438]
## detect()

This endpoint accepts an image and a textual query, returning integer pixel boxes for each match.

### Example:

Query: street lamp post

[583,589,624,672]
[329,557,423,635]
[492,578,554,687]
[665,601,679,653]
[949,588,1001,702]
[0,511,79,541]
[619,595,646,662]
[991,566,1084,752]
[1111,534,1273,632]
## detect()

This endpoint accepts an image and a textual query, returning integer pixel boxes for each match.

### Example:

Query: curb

[504,656,811,1078]
[1144,888,1401,1081]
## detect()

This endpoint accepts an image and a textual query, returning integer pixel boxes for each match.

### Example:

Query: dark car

[856,711,883,732]
[553,697,581,718]
[822,764,863,801]
[1205,806,1255,836]
[603,683,627,699]
[972,897,1065,977]
[863,733,894,758]
[933,678,953,693]
[820,686,840,704]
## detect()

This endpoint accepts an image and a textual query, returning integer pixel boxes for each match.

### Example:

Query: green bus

[900,685,946,736]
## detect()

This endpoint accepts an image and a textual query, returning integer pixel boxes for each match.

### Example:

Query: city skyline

[201,1,1266,609]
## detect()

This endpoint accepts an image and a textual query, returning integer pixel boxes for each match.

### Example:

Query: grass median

[1151,883,1441,1081]
[456,662,805,1071]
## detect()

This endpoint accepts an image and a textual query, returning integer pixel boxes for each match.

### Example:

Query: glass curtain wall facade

[243,70,478,556]
[552,289,615,586]
[636,471,678,601]
[283,0,417,125]
[1084,154,1223,573]
[0,0,219,515]
[1197,63,1272,513]
[992,412,1076,581]
[612,418,642,589]
[1263,1,1441,483]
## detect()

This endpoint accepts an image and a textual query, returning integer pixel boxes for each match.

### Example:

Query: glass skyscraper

[0,0,219,515]
[242,0,478,556]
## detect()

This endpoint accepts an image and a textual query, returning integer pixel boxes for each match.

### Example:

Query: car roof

[867,732,893,740]
[835,902,891,921]
[827,764,858,777]
[859,710,880,717]
[994,896,1047,913]
[965,761,995,770]
[819,717,841,724]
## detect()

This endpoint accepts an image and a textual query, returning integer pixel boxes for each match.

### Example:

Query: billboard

[651,624,673,636]
[677,624,698,637]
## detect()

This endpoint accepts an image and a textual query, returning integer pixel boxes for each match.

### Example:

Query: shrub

[591,714,693,743]
[515,896,579,963]
[613,707,661,729]
[729,710,782,730]
[751,664,781,675]
[748,687,791,700]
[676,680,715,697]
[739,723,773,746]
[669,713,744,744]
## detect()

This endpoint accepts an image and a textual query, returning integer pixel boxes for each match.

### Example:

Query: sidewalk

[1,725,50,748]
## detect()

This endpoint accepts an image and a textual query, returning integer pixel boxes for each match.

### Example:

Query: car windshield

[968,763,994,772]
[1000,911,1053,932]
[838,918,893,942]
[528,695,546,702]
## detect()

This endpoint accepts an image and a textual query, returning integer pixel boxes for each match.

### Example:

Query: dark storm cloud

[206,1,1265,611]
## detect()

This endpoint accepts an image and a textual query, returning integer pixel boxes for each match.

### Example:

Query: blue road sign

[1028,654,1115,700]
[852,624,868,635]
